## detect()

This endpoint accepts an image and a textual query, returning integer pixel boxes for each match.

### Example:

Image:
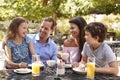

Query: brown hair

[69,16,87,60]
[42,17,57,30]
[2,17,28,48]
[84,22,107,42]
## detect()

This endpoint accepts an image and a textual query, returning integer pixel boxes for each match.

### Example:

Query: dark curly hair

[84,22,107,42]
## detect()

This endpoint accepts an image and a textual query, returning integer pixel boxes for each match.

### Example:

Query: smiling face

[17,22,28,38]
[69,23,80,38]
[39,21,53,40]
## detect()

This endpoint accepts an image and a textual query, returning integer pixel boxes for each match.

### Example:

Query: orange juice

[87,62,95,79]
[32,62,40,76]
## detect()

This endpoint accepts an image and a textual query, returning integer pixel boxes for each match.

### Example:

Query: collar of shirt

[35,33,51,45]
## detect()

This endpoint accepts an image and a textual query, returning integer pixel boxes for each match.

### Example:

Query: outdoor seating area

[114,48,120,61]
[104,40,120,61]
[0,40,120,79]
[106,32,116,40]
[0,1,120,80]
[0,68,120,80]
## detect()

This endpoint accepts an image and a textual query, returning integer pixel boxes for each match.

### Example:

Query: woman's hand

[57,53,62,59]
[57,53,67,63]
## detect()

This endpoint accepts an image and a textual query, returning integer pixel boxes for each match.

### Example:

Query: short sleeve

[24,36,31,44]
[81,42,88,57]
[104,46,116,63]
[6,40,15,48]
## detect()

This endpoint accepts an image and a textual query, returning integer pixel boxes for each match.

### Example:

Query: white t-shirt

[82,42,116,67]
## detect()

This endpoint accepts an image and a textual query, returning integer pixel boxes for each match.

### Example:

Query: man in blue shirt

[28,17,58,65]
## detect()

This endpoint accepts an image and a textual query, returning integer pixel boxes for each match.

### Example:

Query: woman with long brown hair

[58,16,87,64]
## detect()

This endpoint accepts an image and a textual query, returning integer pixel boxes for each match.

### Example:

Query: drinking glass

[32,55,40,76]
[45,60,56,80]
[46,60,56,75]
[56,60,65,76]
[87,56,95,79]
[0,50,5,70]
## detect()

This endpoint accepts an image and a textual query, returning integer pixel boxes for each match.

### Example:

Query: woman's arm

[57,39,69,59]
[95,61,118,75]
[4,45,27,68]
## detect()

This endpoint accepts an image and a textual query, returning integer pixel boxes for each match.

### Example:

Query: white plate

[72,67,86,74]
[14,68,32,74]
[65,64,72,68]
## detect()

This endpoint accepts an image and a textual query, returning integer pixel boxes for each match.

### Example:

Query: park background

[0,0,120,47]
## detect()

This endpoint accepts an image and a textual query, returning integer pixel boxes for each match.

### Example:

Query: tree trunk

[52,12,57,21]
[42,0,48,6]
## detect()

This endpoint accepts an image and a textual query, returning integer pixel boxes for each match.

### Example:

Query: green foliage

[0,34,3,40]
[90,0,120,14]
[50,18,70,47]
[114,28,120,38]
[56,19,70,35]
[101,14,120,26]
[0,0,120,21]
[107,28,120,39]
[100,14,120,38]
[0,0,120,39]
[1,0,64,21]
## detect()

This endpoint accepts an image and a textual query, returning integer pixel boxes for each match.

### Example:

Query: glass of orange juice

[87,57,95,79]
[32,55,40,76]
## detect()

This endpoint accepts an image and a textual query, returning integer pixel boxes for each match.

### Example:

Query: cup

[32,55,40,76]
[56,60,65,75]
[0,50,5,70]
[46,60,56,67]
[61,53,69,61]
[110,36,113,41]
[87,57,95,79]
[46,60,56,76]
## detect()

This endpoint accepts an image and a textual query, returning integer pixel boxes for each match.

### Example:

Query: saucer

[65,64,72,68]
[14,68,32,74]
[72,67,86,74]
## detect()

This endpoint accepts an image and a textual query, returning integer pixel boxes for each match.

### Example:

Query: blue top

[27,33,58,65]
[6,36,32,64]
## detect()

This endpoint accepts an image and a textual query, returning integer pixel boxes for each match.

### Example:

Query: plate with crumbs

[14,68,32,74]
[72,67,87,74]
